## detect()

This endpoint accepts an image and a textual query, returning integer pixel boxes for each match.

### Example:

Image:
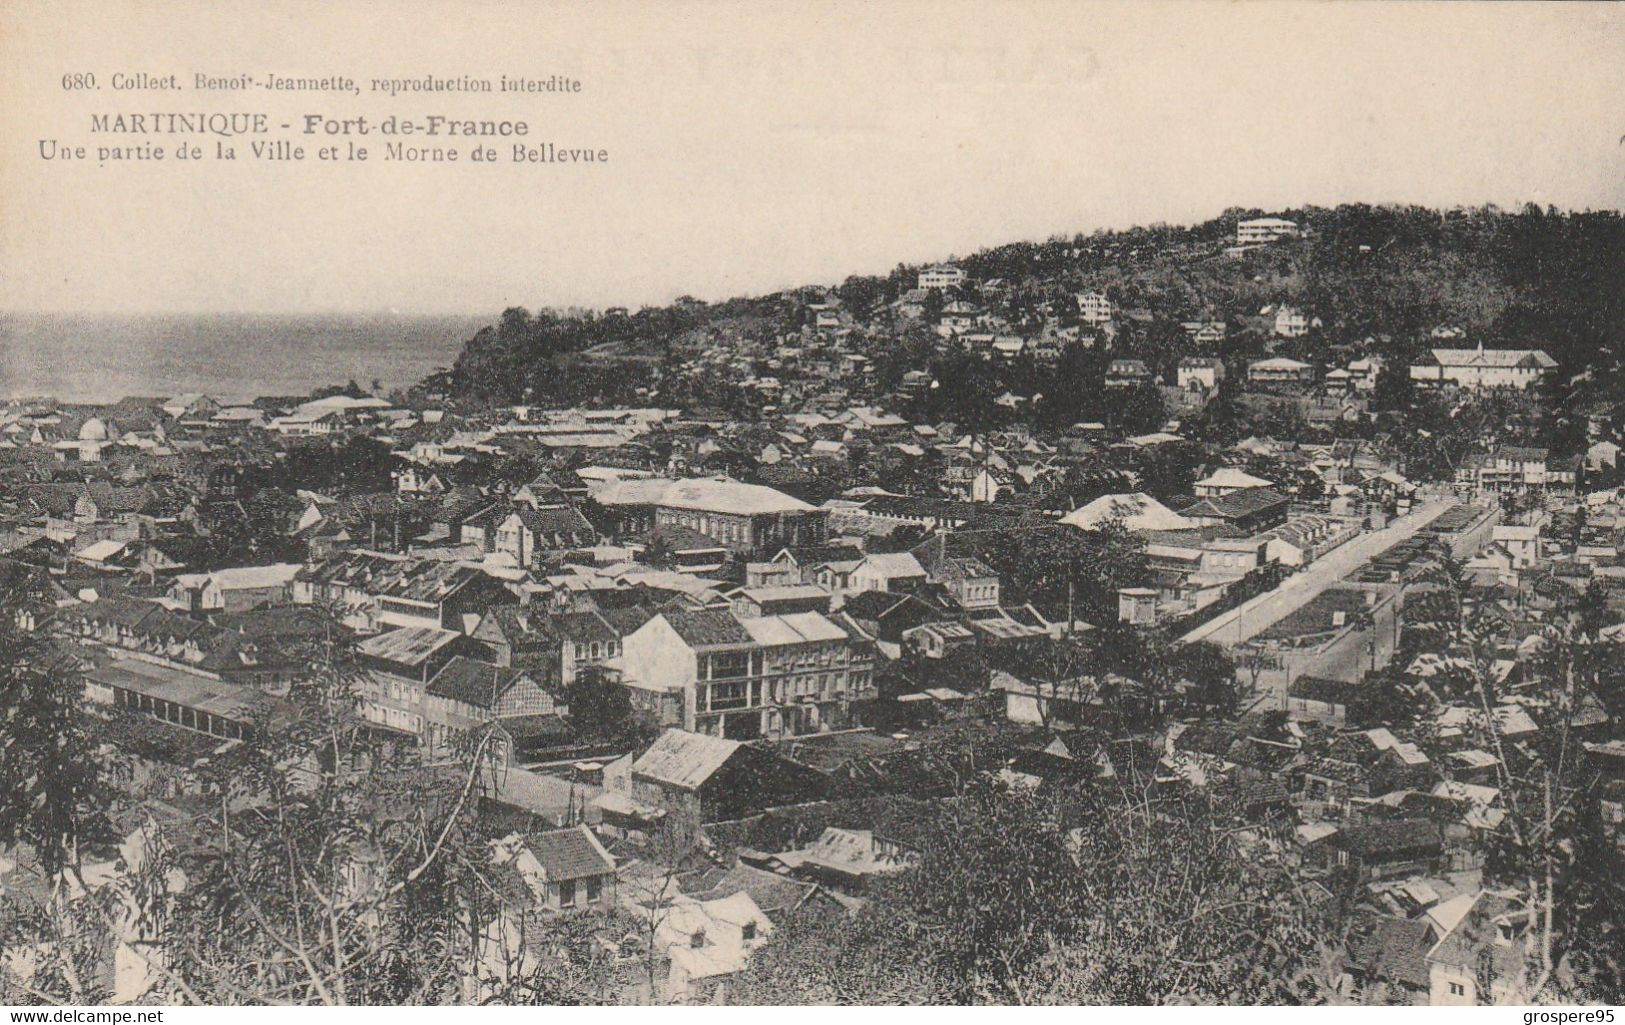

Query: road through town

[1180,498,1456,649]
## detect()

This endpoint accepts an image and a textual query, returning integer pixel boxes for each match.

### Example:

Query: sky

[1,0,1622,316]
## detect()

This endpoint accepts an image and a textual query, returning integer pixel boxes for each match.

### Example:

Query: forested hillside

[427,204,1625,416]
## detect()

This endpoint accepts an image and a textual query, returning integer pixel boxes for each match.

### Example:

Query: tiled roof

[498,713,574,743]
[686,861,816,915]
[1336,818,1441,857]
[857,552,926,578]
[509,504,596,539]
[1426,891,1528,975]
[1179,488,1290,521]
[525,825,615,882]
[426,655,522,708]
[297,552,497,604]
[662,609,754,648]
[553,609,620,644]
[480,604,551,643]
[1348,913,1433,989]
[840,589,931,621]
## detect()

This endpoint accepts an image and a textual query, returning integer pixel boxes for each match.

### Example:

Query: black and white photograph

[1,0,1623,1010]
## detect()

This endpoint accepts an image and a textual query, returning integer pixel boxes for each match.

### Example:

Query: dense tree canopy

[733,777,1336,1004]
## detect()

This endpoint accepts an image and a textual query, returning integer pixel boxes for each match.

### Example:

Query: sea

[0,312,486,405]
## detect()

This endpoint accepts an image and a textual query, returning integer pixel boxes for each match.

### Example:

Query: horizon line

[4,199,1620,323]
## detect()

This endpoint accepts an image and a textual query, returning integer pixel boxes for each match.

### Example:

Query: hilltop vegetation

[428,203,1625,423]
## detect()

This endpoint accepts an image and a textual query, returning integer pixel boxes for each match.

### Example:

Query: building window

[559,880,576,907]
[1449,982,1465,997]
[587,877,602,903]
[742,921,756,941]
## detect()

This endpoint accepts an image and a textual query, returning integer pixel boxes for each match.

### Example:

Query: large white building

[1248,356,1316,386]
[1274,306,1311,337]
[1409,343,1557,391]
[1236,217,1301,245]
[617,609,874,740]
[917,265,966,290]
[1177,357,1225,392]
[590,477,826,555]
[1076,290,1114,325]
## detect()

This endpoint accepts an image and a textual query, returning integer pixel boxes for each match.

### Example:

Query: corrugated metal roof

[358,626,461,665]
[632,729,741,790]
[777,611,848,643]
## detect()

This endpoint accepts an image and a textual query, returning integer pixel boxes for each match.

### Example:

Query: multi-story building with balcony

[617,609,874,740]
[1455,446,1579,495]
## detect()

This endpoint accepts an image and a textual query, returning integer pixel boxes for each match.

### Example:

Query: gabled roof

[181,563,301,592]
[1194,468,1272,490]
[478,604,552,645]
[839,589,935,622]
[552,609,620,644]
[358,626,461,667]
[1061,493,1194,532]
[855,552,926,578]
[76,538,129,562]
[1179,488,1290,521]
[1424,347,1556,369]
[660,609,755,649]
[297,552,499,604]
[505,504,596,539]
[738,611,847,646]
[632,729,741,790]
[686,861,816,915]
[525,824,615,881]
[1425,891,1528,973]
[1347,913,1434,990]
[1249,357,1314,371]
[593,477,814,515]
[1335,818,1441,857]
[426,655,526,708]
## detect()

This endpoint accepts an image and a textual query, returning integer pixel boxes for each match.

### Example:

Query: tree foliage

[733,777,1336,1004]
